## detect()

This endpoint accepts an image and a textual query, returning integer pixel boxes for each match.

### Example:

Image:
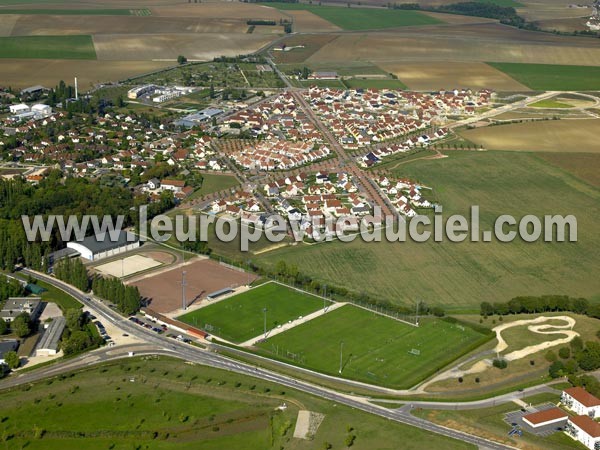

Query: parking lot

[504,402,567,437]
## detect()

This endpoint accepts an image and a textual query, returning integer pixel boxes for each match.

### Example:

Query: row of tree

[54,258,89,292]
[481,295,597,318]
[91,277,141,316]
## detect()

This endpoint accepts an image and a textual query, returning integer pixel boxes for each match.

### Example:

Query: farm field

[252,151,600,309]
[93,33,273,61]
[177,282,326,343]
[536,152,600,188]
[343,78,407,89]
[261,3,443,30]
[0,35,96,59]
[460,119,600,153]
[306,25,600,66]
[271,34,339,64]
[488,62,600,90]
[0,59,173,89]
[378,61,530,91]
[0,8,136,14]
[0,357,475,450]
[255,305,488,389]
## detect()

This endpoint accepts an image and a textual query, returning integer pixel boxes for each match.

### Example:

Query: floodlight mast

[339,341,344,374]
[263,307,268,339]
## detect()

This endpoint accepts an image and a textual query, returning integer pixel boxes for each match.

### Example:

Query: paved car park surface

[504,402,567,437]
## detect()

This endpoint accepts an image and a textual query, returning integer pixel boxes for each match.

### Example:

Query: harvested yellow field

[307,24,600,66]
[419,11,498,25]
[150,2,285,19]
[280,10,342,32]
[460,119,600,153]
[0,14,19,37]
[378,61,529,91]
[11,15,251,35]
[0,59,173,89]
[93,33,274,61]
[517,0,590,21]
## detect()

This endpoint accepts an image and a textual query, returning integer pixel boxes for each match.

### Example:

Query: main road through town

[2,268,523,450]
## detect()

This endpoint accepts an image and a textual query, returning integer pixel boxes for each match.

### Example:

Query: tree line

[92,276,141,316]
[480,295,597,319]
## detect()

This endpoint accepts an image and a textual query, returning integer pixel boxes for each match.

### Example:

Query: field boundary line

[239,301,346,347]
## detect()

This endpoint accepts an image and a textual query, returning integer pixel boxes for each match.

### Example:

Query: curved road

[6,269,520,450]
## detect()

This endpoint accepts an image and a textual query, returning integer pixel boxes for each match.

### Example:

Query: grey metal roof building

[35,316,66,356]
[66,230,140,261]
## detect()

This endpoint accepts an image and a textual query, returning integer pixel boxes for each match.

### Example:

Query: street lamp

[263,307,268,339]
[339,341,344,374]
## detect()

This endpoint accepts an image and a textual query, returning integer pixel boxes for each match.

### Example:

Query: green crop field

[0,357,475,450]
[262,3,442,30]
[0,35,96,59]
[177,282,327,343]
[488,62,600,91]
[0,8,133,14]
[256,305,488,389]
[252,151,600,310]
[528,99,573,108]
[343,78,407,89]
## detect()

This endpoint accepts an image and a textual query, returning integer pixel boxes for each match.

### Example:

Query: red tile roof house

[522,407,568,428]
[566,415,600,450]
[562,387,600,418]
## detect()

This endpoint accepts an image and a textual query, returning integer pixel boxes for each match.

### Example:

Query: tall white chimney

[74,77,78,100]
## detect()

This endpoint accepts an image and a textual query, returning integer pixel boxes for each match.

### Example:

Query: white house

[160,179,184,193]
[562,387,600,418]
[566,415,600,450]
[9,104,30,114]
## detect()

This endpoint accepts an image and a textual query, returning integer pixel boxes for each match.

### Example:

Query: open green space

[343,78,407,89]
[412,394,584,450]
[262,3,442,30]
[0,35,96,59]
[0,357,475,449]
[256,305,489,389]
[0,8,134,14]
[197,173,239,197]
[488,62,600,91]
[528,99,573,109]
[251,151,600,309]
[34,279,82,311]
[177,282,326,343]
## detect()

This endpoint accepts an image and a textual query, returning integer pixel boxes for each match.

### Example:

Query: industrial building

[174,108,223,128]
[0,297,43,323]
[127,85,157,100]
[66,230,140,261]
[35,316,66,357]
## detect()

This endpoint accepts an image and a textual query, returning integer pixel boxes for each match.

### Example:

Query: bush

[559,347,571,359]
[549,361,565,378]
[545,350,557,362]
[493,358,508,369]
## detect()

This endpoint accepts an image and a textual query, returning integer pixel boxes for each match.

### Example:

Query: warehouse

[66,230,140,262]
[35,316,66,357]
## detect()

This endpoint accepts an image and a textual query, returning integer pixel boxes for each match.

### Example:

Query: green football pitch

[177,282,328,343]
[256,305,489,389]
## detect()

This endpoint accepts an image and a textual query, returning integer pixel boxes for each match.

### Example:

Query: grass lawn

[528,99,573,108]
[177,282,326,343]
[256,305,489,389]
[0,35,96,59]
[488,62,600,91]
[197,173,239,197]
[412,399,579,450]
[262,3,442,30]
[251,151,600,310]
[0,8,133,14]
[28,279,82,311]
[343,78,407,89]
[0,356,476,450]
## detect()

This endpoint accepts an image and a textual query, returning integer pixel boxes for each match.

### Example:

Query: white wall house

[566,415,600,450]
[562,387,600,418]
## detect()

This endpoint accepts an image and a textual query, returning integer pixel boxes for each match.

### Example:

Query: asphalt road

[7,268,518,450]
